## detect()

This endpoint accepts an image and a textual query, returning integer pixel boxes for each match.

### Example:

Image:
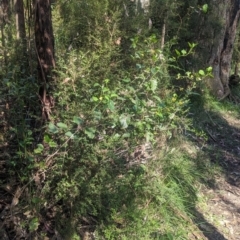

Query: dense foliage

[0,0,239,239]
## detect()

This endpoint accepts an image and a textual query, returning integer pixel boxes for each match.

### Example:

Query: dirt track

[195,110,240,240]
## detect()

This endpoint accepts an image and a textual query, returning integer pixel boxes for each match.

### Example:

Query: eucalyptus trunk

[14,0,26,40]
[34,0,55,120]
[209,0,240,99]
[0,0,9,65]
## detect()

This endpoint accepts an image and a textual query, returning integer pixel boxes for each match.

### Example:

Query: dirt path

[196,110,240,240]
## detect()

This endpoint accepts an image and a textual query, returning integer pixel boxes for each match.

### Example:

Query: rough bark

[0,0,9,24]
[34,0,55,120]
[14,0,26,40]
[0,0,10,65]
[209,0,240,99]
[160,19,166,49]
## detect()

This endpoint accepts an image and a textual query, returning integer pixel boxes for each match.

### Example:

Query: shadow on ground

[188,96,240,240]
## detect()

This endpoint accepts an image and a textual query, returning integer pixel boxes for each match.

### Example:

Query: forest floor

[192,108,240,240]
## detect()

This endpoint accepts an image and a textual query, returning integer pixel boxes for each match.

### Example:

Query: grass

[107,135,221,239]
[2,30,240,239]
[141,87,240,239]
[2,79,237,239]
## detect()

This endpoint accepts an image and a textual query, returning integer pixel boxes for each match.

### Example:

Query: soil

[194,110,240,240]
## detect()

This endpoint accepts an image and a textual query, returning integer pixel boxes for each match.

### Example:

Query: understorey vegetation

[0,1,240,239]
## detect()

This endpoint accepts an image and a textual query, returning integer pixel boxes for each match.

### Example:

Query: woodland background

[1,0,240,239]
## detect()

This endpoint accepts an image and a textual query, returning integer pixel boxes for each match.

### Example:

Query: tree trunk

[209,0,240,99]
[14,0,26,40]
[160,18,166,50]
[0,0,9,24]
[34,0,55,120]
[0,0,10,65]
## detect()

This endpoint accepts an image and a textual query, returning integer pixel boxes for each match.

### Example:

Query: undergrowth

[0,34,225,240]
[0,36,221,239]
[1,1,240,239]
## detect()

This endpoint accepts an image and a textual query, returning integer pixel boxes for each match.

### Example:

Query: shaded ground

[194,109,240,240]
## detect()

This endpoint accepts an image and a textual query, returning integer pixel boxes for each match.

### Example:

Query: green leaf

[136,63,142,69]
[104,79,110,84]
[93,111,102,120]
[44,134,51,143]
[48,122,58,134]
[92,96,99,102]
[84,128,96,139]
[32,197,41,204]
[169,113,175,120]
[175,49,180,56]
[181,49,187,55]
[145,131,153,142]
[34,144,44,154]
[150,79,157,92]
[186,71,191,77]
[29,218,39,232]
[123,78,130,83]
[104,95,110,101]
[153,96,161,102]
[65,131,74,139]
[113,133,120,140]
[93,83,100,87]
[127,86,135,92]
[110,93,118,98]
[192,43,197,48]
[122,132,130,138]
[37,143,44,149]
[206,66,212,72]
[72,116,83,125]
[119,114,130,129]
[49,141,57,148]
[27,130,32,136]
[120,118,128,129]
[102,87,109,93]
[108,100,115,111]
[202,4,208,13]
[151,67,157,74]
[57,122,68,130]
[198,70,205,76]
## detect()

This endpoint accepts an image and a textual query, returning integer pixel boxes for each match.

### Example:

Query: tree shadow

[161,151,229,240]
[186,94,240,239]
[193,210,228,240]
[195,109,240,186]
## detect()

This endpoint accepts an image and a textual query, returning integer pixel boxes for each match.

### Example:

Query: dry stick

[205,112,218,141]
[205,111,217,126]
[206,128,217,142]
